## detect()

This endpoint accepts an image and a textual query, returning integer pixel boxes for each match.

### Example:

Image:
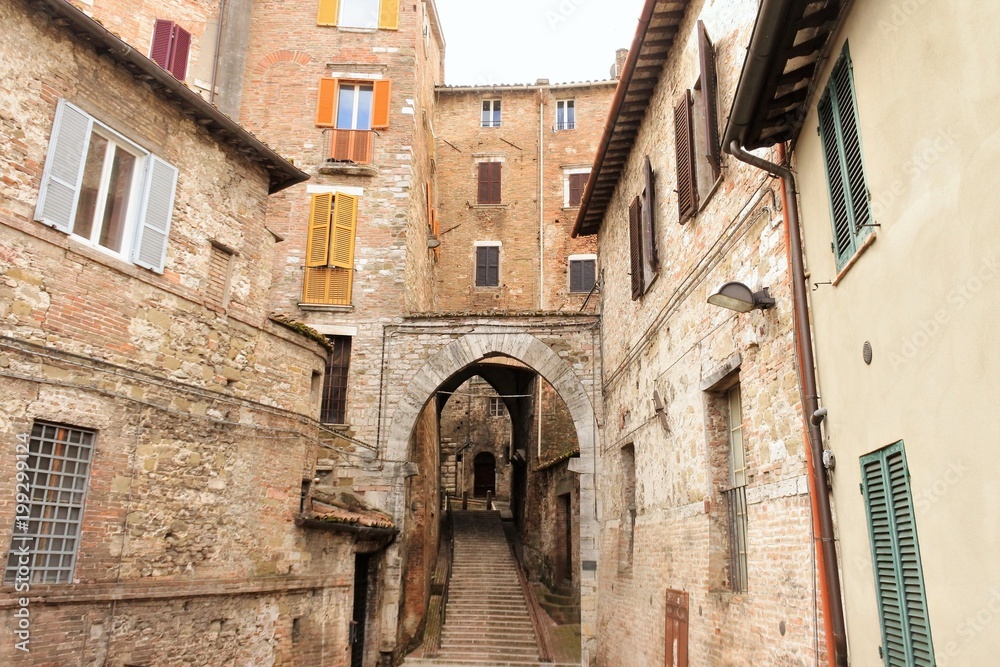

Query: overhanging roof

[723,0,845,151]
[572,0,693,237]
[24,0,309,194]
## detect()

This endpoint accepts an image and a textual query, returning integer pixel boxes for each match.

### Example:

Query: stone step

[404,660,579,667]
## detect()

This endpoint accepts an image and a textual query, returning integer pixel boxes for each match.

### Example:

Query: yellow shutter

[316,78,338,127]
[318,0,340,26]
[328,193,358,269]
[306,193,333,268]
[328,268,353,304]
[378,0,400,30]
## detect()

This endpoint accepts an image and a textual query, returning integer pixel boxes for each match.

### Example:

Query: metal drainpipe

[209,0,227,105]
[728,140,849,667]
[538,95,545,311]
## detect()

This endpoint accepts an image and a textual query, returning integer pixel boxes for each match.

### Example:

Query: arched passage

[379,332,599,664]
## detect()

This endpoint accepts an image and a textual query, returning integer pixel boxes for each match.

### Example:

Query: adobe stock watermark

[12,432,32,653]
[938,588,1000,666]
[878,0,933,35]
[545,0,591,30]
[869,126,959,220]
[887,252,999,370]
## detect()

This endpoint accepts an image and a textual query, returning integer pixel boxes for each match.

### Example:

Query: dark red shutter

[478,162,501,204]
[569,172,588,207]
[674,90,697,223]
[169,25,191,80]
[150,19,175,70]
[628,196,643,300]
[698,21,721,180]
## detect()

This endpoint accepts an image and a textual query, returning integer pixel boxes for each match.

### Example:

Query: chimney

[535,78,550,87]
[611,48,629,79]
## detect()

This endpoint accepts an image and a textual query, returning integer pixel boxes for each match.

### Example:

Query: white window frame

[339,0,380,29]
[568,254,597,294]
[481,99,501,128]
[488,397,504,417]
[562,166,591,208]
[34,100,178,274]
[556,99,575,130]
[337,82,375,130]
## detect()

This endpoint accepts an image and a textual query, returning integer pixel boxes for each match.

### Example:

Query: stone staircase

[405,510,576,667]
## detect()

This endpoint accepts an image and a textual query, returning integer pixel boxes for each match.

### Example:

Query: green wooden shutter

[861,442,936,667]
[818,45,872,270]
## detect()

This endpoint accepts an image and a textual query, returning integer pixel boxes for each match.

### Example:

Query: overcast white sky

[434,0,646,86]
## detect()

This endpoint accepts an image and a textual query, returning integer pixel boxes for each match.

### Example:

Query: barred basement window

[321,335,352,424]
[724,384,749,593]
[4,422,96,584]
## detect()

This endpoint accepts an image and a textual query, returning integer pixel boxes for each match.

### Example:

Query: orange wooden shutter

[318,0,340,26]
[316,78,338,127]
[328,193,358,269]
[328,268,353,304]
[372,80,392,129]
[378,0,400,30]
[306,193,333,267]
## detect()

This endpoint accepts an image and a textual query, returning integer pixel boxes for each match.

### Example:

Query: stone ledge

[298,303,355,313]
[317,161,379,177]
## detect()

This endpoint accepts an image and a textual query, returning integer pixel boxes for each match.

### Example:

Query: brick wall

[433,83,612,313]
[589,0,825,665]
[439,378,513,500]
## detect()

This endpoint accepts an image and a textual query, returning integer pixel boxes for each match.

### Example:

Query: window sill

[832,232,877,286]
[561,206,580,212]
[337,26,378,33]
[318,161,378,177]
[298,303,355,312]
[472,204,507,209]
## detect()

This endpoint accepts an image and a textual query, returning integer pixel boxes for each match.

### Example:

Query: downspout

[209,0,227,104]
[727,139,848,667]
[538,94,545,311]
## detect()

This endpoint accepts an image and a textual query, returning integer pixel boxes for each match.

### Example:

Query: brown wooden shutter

[169,25,191,80]
[317,0,340,26]
[316,78,338,127]
[640,156,658,284]
[569,172,588,207]
[372,80,392,129]
[378,0,400,30]
[674,90,697,223]
[478,162,501,204]
[306,193,333,268]
[150,19,175,69]
[698,21,721,180]
[628,196,643,300]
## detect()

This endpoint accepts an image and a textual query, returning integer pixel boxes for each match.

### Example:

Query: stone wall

[588,0,824,665]
[0,3,353,664]
[439,377,513,500]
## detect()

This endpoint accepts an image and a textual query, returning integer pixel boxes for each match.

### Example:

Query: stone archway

[380,332,599,664]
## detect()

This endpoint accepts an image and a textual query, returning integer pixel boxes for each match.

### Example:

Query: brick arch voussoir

[252,50,313,76]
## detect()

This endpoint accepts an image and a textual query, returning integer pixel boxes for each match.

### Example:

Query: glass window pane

[355,85,374,130]
[339,0,378,28]
[73,133,108,240]
[493,101,501,126]
[98,146,136,253]
[337,85,357,129]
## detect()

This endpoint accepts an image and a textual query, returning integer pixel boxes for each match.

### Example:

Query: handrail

[424,494,454,658]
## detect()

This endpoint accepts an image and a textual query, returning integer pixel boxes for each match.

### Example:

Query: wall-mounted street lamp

[426,235,441,249]
[707,282,775,313]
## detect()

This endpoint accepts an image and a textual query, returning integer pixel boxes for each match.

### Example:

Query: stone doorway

[473,451,496,497]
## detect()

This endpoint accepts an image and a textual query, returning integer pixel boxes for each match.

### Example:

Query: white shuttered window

[35,100,178,274]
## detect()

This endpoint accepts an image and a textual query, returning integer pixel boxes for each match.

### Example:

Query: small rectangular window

[475,245,500,287]
[481,100,501,128]
[569,258,596,293]
[321,336,352,424]
[4,422,96,584]
[488,397,504,417]
[206,243,234,308]
[567,172,588,207]
[556,100,575,130]
[477,162,502,205]
[724,384,749,593]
